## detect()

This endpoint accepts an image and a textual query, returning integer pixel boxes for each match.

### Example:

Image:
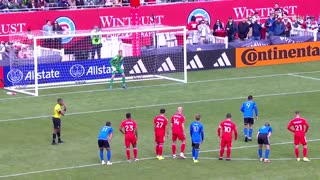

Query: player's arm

[240,103,244,112]
[217,125,222,138]
[165,122,169,137]
[200,126,204,143]
[182,122,185,135]
[119,124,125,135]
[58,108,65,116]
[305,121,310,133]
[134,128,138,139]
[287,122,295,133]
[63,104,67,112]
[108,132,113,142]
[254,103,258,120]
[234,127,238,141]
[189,123,193,137]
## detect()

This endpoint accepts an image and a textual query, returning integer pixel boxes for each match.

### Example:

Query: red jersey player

[217,113,238,161]
[154,108,169,160]
[119,113,138,162]
[171,106,187,159]
[287,111,310,162]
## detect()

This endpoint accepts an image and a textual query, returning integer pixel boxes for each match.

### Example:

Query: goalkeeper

[109,50,126,90]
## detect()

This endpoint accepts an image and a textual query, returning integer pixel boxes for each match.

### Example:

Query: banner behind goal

[5,26,187,96]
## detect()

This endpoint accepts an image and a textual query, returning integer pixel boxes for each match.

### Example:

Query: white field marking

[200,157,320,161]
[1,70,320,102]
[0,139,319,178]
[288,74,320,81]
[2,88,320,123]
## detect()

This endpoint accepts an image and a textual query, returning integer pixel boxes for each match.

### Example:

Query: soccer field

[1,61,320,180]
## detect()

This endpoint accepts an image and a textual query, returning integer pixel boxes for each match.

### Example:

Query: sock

[258,149,263,158]
[133,148,138,159]
[303,147,308,158]
[107,150,111,161]
[180,143,186,153]
[122,77,126,85]
[52,133,56,143]
[158,144,163,156]
[126,148,131,160]
[99,150,104,161]
[192,148,195,158]
[295,147,299,158]
[248,129,253,138]
[194,149,199,160]
[244,128,248,137]
[265,149,270,159]
[57,132,61,141]
[172,144,176,155]
[226,147,231,159]
[219,148,224,158]
[155,145,159,156]
[110,78,114,87]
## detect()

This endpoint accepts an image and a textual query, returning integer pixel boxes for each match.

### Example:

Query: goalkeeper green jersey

[110,55,124,67]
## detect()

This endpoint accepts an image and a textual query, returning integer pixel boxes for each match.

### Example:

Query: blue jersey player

[190,114,204,163]
[97,121,113,165]
[240,95,258,142]
[257,122,272,163]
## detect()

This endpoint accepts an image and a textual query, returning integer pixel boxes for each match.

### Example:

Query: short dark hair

[105,121,111,126]
[195,114,201,121]
[226,113,232,118]
[126,113,131,119]
[295,111,300,115]
[46,19,50,23]
[160,108,166,114]
[265,122,270,126]
[248,95,253,100]
[57,98,63,103]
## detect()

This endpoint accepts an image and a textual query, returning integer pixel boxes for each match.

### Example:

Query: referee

[257,122,272,163]
[52,98,67,145]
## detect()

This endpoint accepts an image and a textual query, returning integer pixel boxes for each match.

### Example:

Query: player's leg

[301,137,310,162]
[109,69,116,90]
[56,119,63,143]
[97,46,101,59]
[121,72,126,89]
[179,134,186,158]
[172,134,177,158]
[257,135,263,161]
[157,136,165,160]
[98,140,106,165]
[124,139,131,162]
[106,141,112,165]
[191,143,195,160]
[248,119,254,141]
[193,143,200,163]
[264,144,270,163]
[52,118,58,145]
[132,138,138,161]
[294,136,300,161]
[243,118,249,142]
[219,140,225,160]
[226,141,232,160]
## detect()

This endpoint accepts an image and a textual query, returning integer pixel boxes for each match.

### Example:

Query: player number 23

[125,125,134,131]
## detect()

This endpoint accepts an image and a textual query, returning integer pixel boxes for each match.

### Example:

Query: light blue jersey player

[240,95,258,142]
[97,121,113,165]
[190,114,204,163]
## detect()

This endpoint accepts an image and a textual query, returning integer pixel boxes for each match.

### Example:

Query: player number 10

[224,126,231,133]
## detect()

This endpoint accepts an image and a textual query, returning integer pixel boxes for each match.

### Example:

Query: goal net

[5,26,187,96]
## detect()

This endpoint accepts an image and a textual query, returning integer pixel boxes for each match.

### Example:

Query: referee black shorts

[52,117,61,129]
[244,118,254,125]
[98,140,110,149]
[257,134,270,145]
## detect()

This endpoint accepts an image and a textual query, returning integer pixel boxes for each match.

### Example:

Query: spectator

[250,20,262,40]
[52,21,63,49]
[1,46,15,61]
[197,19,210,44]
[26,0,38,10]
[18,45,31,59]
[225,16,237,42]
[75,0,84,7]
[91,26,102,59]
[237,18,249,41]
[38,0,48,9]
[273,17,284,36]
[0,0,8,10]
[310,16,319,30]
[113,0,121,7]
[187,16,198,31]
[292,15,303,29]
[105,0,112,7]
[252,12,260,23]
[283,17,292,37]
[68,0,76,8]
[282,12,292,25]
[247,16,253,39]
[274,3,283,18]
[7,0,20,10]
[265,13,275,38]
[305,16,312,29]
[58,0,69,8]
[42,20,53,48]
[213,19,223,32]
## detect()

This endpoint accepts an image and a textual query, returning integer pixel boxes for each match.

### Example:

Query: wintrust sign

[0,23,26,35]
[99,15,165,28]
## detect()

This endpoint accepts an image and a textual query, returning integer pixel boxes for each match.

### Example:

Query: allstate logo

[55,17,76,44]
[70,64,85,78]
[187,8,211,25]
[7,69,23,83]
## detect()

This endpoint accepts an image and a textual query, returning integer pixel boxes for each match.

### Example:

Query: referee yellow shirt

[53,104,62,118]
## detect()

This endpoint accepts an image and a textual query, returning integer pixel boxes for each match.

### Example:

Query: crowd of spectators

[187,3,320,43]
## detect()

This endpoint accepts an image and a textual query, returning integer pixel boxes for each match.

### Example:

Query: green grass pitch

[1,61,320,180]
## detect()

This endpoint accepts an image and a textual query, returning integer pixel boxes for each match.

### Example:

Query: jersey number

[193,126,199,132]
[224,126,231,133]
[156,122,164,128]
[173,118,179,125]
[102,127,109,132]
[125,125,134,132]
[294,125,303,131]
[246,103,251,108]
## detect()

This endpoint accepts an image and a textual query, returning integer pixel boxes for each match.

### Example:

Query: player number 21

[294,124,303,131]
[125,125,134,131]
[156,122,164,128]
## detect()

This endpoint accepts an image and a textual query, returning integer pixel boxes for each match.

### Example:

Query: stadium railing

[291,27,318,41]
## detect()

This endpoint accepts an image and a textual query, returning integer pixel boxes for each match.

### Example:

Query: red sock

[159,144,163,156]
[226,147,231,159]
[303,147,308,157]
[219,148,224,158]
[295,147,299,158]
[133,148,138,159]
[172,144,176,155]
[126,148,131,160]
[155,145,159,155]
[180,143,186,153]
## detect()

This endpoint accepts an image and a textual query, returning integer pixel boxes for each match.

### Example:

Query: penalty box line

[0,139,319,178]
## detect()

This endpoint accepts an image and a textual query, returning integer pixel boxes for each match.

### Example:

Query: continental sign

[235,42,320,67]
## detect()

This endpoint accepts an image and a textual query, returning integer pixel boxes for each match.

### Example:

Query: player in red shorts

[287,111,310,162]
[119,113,139,162]
[171,107,187,159]
[217,113,238,161]
[154,108,169,160]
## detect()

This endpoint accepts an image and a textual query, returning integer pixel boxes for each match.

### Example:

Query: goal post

[4,25,187,96]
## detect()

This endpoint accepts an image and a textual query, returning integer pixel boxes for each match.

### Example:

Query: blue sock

[258,149,262,158]
[192,148,195,158]
[249,129,253,138]
[265,149,270,159]
[244,128,248,136]
[194,150,199,160]
[107,150,111,161]
[99,150,104,161]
